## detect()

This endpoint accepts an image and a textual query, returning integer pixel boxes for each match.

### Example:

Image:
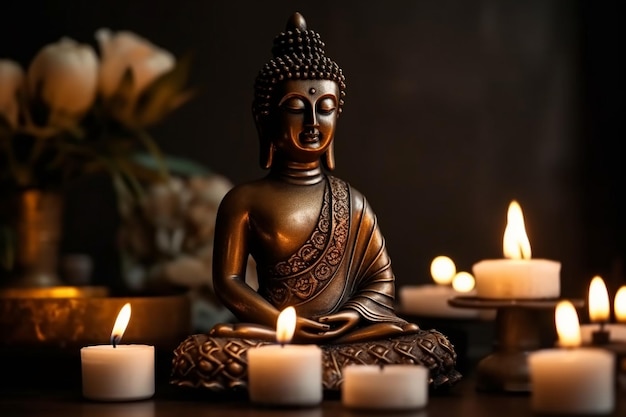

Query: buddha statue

[171,12,460,391]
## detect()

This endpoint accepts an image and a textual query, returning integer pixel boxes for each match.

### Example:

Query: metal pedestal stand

[449,296,583,393]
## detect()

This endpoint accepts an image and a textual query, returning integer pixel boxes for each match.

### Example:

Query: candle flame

[452,271,475,293]
[502,200,532,260]
[276,306,297,344]
[110,303,131,347]
[615,286,626,322]
[588,276,610,323]
[430,255,456,285]
[555,300,581,348]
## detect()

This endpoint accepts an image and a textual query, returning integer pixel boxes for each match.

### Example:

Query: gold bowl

[0,286,191,351]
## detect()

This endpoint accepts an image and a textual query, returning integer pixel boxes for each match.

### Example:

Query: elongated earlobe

[262,142,275,169]
[323,142,335,171]
[255,112,274,170]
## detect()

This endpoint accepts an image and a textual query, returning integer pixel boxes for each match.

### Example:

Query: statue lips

[300,129,321,147]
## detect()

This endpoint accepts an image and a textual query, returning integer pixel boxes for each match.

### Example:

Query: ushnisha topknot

[253,12,347,119]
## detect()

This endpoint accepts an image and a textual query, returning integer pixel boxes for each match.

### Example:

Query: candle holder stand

[449,296,583,393]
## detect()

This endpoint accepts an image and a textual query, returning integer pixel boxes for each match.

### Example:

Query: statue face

[273,79,339,163]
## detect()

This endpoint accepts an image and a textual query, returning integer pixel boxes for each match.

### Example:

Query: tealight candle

[399,256,480,318]
[581,280,626,344]
[587,276,611,344]
[247,306,322,407]
[528,300,615,415]
[341,365,428,410]
[472,200,561,299]
[81,303,155,401]
[342,364,428,410]
[615,286,626,322]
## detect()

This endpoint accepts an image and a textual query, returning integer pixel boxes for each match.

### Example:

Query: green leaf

[132,152,211,176]
[107,68,135,123]
[131,129,169,180]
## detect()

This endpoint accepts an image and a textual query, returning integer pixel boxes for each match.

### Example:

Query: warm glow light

[430,255,456,285]
[615,286,626,322]
[452,272,475,293]
[276,306,297,344]
[555,300,581,348]
[588,276,610,323]
[502,200,532,260]
[110,303,131,346]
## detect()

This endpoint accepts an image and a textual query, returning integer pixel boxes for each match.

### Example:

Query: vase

[1,189,64,288]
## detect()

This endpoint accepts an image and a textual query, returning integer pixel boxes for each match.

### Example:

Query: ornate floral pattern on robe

[257,175,408,328]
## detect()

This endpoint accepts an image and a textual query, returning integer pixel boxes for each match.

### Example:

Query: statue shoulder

[216,182,257,217]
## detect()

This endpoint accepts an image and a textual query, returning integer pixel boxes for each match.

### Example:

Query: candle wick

[379,363,384,372]
[110,334,120,348]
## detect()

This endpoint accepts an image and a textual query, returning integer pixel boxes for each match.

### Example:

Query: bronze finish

[172,330,460,391]
[171,12,460,390]
[449,296,584,392]
[1,189,64,287]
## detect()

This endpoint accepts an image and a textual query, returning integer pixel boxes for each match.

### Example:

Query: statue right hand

[296,316,330,334]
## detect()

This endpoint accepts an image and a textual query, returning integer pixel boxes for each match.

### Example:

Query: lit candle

[247,306,323,407]
[80,303,155,401]
[588,276,610,344]
[472,200,561,299]
[581,280,626,344]
[528,300,615,415]
[341,364,429,410]
[399,256,480,318]
[615,286,626,322]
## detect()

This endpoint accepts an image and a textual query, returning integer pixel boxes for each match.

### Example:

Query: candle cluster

[399,255,482,318]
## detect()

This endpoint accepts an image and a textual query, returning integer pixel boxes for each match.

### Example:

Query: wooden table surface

[3,368,625,417]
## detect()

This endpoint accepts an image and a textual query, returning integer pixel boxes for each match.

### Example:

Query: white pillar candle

[528,300,615,415]
[81,345,155,401]
[473,258,561,299]
[248,344,322,406]
[342,365,429,410]
[247,306,323,406]
[472,201,561,299]
[80,303,155,401]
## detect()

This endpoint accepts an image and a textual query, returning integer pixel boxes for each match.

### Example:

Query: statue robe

[256,175,408,328]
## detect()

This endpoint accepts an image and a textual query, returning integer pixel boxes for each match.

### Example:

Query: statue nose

[304,108,318,127]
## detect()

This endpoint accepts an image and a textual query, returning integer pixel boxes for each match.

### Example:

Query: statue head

[252,12,347,170]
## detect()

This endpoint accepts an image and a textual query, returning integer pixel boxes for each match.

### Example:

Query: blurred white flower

[96,29,181,126]
[96,29,175,98]
[26,37,99,128]
[0,59,24,128]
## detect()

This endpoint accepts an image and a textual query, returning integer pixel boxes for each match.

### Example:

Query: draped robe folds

[256,175,409,330]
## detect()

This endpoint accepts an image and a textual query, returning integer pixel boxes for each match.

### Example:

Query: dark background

[1,0,623,301]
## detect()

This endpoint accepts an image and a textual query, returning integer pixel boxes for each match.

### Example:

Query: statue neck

[271,161,325,185]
